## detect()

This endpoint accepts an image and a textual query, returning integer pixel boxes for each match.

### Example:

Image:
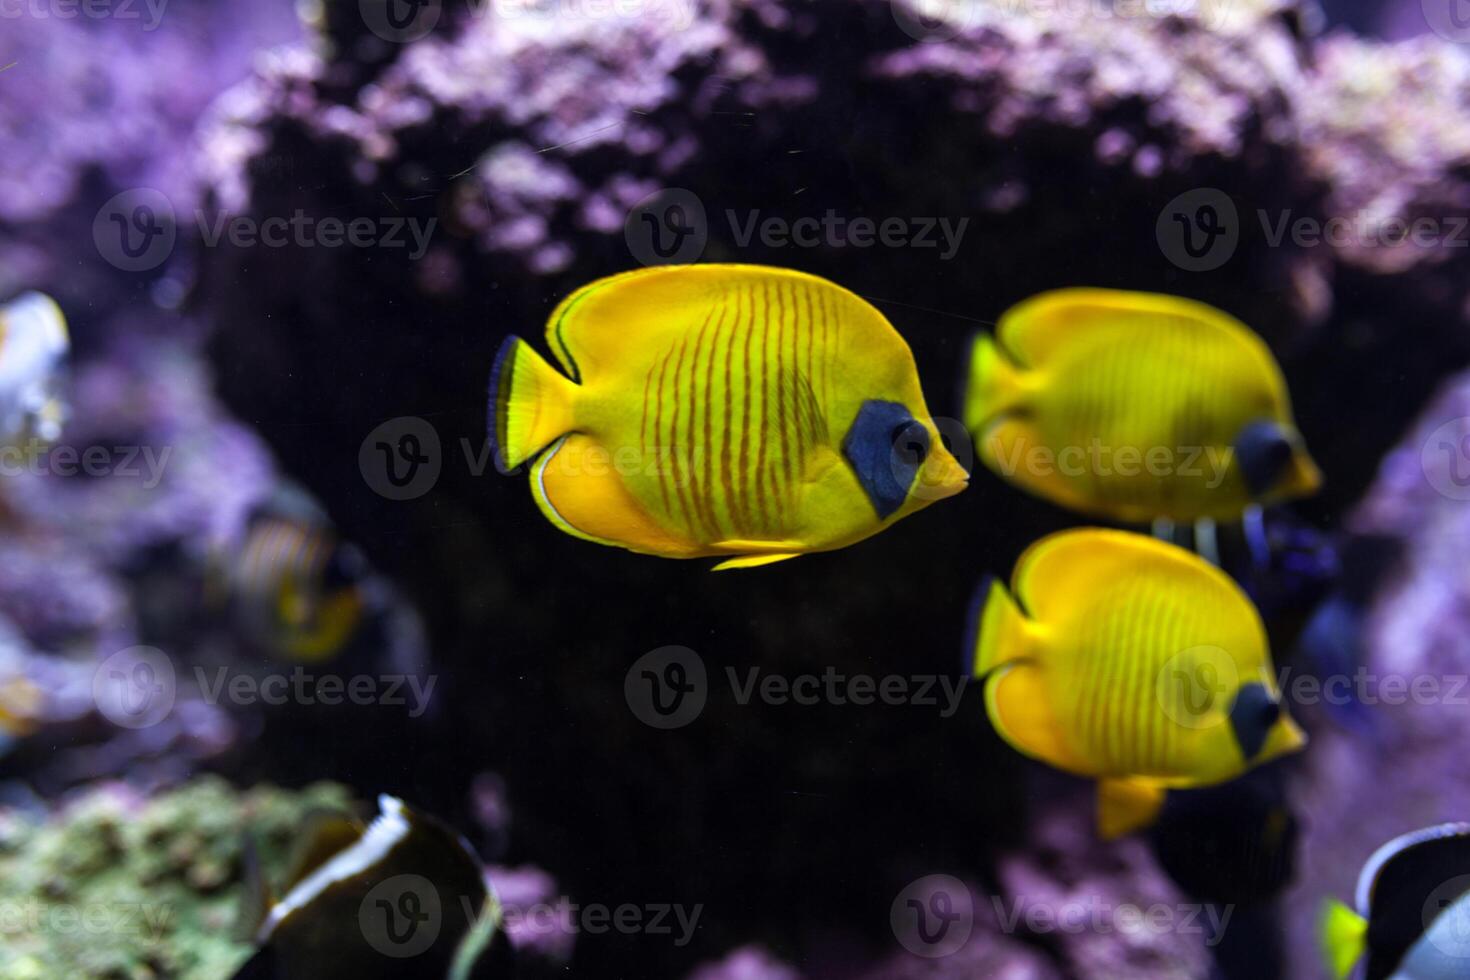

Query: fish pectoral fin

[983,662,1080,769]
[711,552,802,572]
[531,434,693,557]
[1096,777,1167,840]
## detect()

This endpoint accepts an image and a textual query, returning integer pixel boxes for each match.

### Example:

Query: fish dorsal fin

[281,810,367,892]
[997,288,1261,369]
[260,795,413,939]
[1356,822,1470,914]
[1009,528,1236,624]
[543,264,883,384]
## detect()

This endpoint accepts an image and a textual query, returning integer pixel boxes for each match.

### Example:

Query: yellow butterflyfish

[964,289,1320,523]
[1319,823,1470,980]
[489,264,969,570]
[966,528,1306,838]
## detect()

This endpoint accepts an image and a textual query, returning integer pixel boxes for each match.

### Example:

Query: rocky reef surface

[3,0,1470,975]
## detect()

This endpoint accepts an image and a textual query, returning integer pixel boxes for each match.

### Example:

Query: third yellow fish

[964,289,1320,522]
[967,528,1306,838]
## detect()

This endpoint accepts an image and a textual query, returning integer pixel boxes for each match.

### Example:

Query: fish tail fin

[488,336,580,474]
[964,332,1028,432]
[1319,898,1368,980]
[966,575,1038,677]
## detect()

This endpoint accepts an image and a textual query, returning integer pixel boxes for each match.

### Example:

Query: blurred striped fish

[230,507,367,663]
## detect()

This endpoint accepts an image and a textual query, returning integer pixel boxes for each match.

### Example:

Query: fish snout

[916,451,970,502]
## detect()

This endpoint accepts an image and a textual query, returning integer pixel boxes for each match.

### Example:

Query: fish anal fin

[983,662,1080,770]
[712,553,801,571]
[532,434,695,557]
[1097,777,1167,839]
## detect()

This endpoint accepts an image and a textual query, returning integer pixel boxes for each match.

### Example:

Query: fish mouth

[917,458,970,501]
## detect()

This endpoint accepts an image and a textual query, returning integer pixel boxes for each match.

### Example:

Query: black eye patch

[842,400,925,520]
[1235,420,1295,496]
[1228,682,1280,760]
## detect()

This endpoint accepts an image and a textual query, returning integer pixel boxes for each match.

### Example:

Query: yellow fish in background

[967,528,1306,838]
[489,264,969,570]
[229,498,367,663]
[964,289,1321,523]
[0,292,69,443]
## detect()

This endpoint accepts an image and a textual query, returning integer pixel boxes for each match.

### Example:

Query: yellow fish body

[967,528,1306,838]
[232,512,366,663]
[490,264,968,569]
[964,289,1320,522]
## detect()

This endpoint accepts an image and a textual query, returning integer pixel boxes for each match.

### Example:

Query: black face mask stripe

[842,400,922,519]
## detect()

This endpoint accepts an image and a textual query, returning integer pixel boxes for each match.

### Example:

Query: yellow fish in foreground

[967,528,1306,838]
[964,289,1320,522]
[490,265,969,569]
